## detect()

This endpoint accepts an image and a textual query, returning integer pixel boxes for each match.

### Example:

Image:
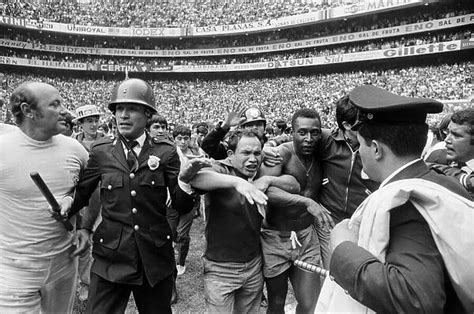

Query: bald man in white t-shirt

[0,82,89,313]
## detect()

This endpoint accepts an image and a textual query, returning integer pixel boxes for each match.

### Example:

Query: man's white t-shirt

[0,129,88,259]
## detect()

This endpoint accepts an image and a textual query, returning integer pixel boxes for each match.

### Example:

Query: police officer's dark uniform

[328,85,472,313]
[69,79,194,313]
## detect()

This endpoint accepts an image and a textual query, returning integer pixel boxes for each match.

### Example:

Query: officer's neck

[122,131,146,142]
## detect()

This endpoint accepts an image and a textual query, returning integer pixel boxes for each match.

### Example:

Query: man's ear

[371,140,384,161]
[227,149,234,159]
[20,102,35,119]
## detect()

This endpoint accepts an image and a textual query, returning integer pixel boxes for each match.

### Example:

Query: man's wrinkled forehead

[448,121,471,136]
[236,135,262,151]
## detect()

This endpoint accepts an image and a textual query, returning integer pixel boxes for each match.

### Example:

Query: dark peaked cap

[350,85,443,128]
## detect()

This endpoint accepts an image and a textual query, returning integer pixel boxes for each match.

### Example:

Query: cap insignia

[247,108,260,118]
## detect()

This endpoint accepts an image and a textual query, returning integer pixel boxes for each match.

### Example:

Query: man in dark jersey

[180,129,298,313]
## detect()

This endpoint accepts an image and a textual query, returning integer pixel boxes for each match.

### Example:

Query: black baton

[30,172,74,231]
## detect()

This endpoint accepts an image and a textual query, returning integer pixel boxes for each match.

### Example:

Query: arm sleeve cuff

[330,241,378,294]
[178,179,195,195]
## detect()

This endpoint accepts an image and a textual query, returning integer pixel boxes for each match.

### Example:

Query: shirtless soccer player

[259,108,334,313]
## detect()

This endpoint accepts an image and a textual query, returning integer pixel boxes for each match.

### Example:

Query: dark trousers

[86,273,173,314]
[176,207,195,266]
[166,205,179,241]
[168,196,199,266]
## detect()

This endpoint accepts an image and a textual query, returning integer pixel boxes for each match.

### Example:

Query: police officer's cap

[350,85,443,130]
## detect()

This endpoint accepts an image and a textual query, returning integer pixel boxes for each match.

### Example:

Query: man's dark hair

[196,124,208,136]
[358,123,428,157]
[172,124,191,138]
[291,108,321,130]
[433,113,452,141]
[274,119,287,132]
[147,114,168,129]
[10,82,38,125]
[335,95,358,131]
[227,129,261,152]
[451,108,474,136]
[100,122,109,134]
[265,125,274,136]
[195,121,208,131]
[64,111,75,130]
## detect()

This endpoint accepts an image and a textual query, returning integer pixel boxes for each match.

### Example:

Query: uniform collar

[121,132,146,149]
[380,158,422,188]
[135,132,147,148]
[333,128,358,151]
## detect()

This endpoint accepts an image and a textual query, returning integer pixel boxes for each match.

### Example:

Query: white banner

[173,40,468,72]
[1,40,471,72]
[331,0,422,18]
[0,0,423,38]
[191,0,423,36]
[0,15,185,37]
[0,56,90,70]
[2,15,471,57]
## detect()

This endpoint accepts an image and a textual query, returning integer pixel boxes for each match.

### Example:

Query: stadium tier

[0,0,472,126]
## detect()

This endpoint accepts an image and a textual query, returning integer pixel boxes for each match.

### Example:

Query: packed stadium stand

[0,0,472,127]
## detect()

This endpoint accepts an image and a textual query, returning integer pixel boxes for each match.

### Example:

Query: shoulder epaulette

[151,136,174,147]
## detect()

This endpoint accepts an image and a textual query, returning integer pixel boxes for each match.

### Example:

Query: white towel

[316,178,474,313]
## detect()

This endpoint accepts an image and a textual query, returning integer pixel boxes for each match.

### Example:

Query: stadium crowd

[1,0,340,28]
[2,4,471,51]
[1,62,471,128]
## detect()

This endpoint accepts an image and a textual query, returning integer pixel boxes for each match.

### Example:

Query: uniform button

[99,238,104,243]
[344,290,349,295]
[129,173,135,179]
[151,181,155,185]
[134,225,140,231]
[166,235,170,239]
[132,208,137,214]
[131,190,136,197]
[107,185,112,190]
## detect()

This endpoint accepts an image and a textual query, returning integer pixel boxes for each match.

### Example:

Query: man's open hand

[179,158,213,183]
[307,200,334,230]
[235,179,268,206]
[222,103,247,129]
